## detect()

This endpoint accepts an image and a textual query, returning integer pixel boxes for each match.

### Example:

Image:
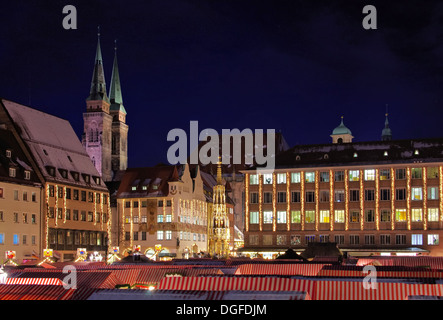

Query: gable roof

[1,99,107,190]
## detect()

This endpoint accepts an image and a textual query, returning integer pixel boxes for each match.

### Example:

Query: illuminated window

[157,230,164,240]
[165,214,172,223]
[427,167,439,179]
[428,208,439,222]
[305,172,315,183]
[428,234,439,245]
[250,174,259,185]
[263,174,273,184]
[276,173,286,184]
[166,230,172,240]
[411,168,422,179]
[276,235,287,245]
[350,211,360,223]
[395,209,407,222]
[411,187,423,200]
[9,167,16,177]
[305,210,315,223]
[157,215,164,223]
[291,235,301,245]
[364,169,375,181]
[334,210,345,223]
[412,234,423,245]
[291,172,301,183]
[250,211,259,224]
[349,170,359,181]
[380,209,391,222]
[277,211,287,224]
[380,169,390,180]
[428,187,438,200]
[263,211,273,224]
[263,235,273,245]
[320,210,330,223]
[411,209,422,222]
[13,234,19,245]
[291,210,301,223]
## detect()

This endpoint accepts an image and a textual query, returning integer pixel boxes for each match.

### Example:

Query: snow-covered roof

[2,99,107,191]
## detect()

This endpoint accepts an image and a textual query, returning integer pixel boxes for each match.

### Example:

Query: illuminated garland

[391,168,395,230]
[130,200,133,249]
[163,198,166,221]
[272,172,276,232]
[55,185,58,227]
[100,193,104,231]
[93,192,97,226]
[329,170,334,231]
[406,168,411,231]
[359,170,364,231]
[423,167,427,231]
[245,174,249,232]
[375,169,379,231]
[45,184,50,249]
[440,166,443,223]
[259,174,263,232]
[286,172,290,231]
[301,172,305,231]
[344,170,349,231]
[171,198,174,221]
[121,200,125,246]
[107,194,112,256]
[63,186,67,224]
[315,170,319,231]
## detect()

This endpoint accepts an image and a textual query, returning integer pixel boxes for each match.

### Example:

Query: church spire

[216,156,223,185]
[87,27,109,103]
[381,112,392,141]
[109,40,127,114]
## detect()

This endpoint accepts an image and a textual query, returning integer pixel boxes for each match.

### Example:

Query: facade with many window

[243,137,443,257]
[116,164,208,260]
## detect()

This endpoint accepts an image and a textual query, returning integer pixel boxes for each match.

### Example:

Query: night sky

[1,0,443,168]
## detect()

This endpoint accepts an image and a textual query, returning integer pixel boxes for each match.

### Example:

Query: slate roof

[1,99,107,191]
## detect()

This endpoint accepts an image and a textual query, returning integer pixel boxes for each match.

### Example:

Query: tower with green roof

[331,116,353,144]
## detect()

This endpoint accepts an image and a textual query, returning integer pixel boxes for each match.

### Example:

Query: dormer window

[353,152,358,158]
[9,167,16,177]
[414,149,419,155]
[46,166,55,177]
[24,170,31,180]
[384,151,388,157]
[6,150,11,158]
[71,171,79,181]
[131,186,137,191]
[83,174,90,183]
[59,169,68,179]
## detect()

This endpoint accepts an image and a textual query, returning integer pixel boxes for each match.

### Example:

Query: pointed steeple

[381,112,392,141]
[109,40,127,114]
[216,156,223,185]
[87,27,109,103]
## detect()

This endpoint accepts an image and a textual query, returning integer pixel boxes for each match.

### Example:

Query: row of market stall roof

[2,256,443,300]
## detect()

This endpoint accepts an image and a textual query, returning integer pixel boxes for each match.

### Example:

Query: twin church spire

[83,28,129,182]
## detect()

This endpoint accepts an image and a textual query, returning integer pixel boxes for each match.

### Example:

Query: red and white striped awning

[234,263,326,277]
[0,284,69,300]
[357,256,443,270]
[6,278,65,286]
[318,265,443,279]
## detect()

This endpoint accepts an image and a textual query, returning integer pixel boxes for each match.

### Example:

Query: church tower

[208,158,230,257]
[331,116,353,144]
[82,29,113,182]
[381,113,392,141]
[109,41,129,175]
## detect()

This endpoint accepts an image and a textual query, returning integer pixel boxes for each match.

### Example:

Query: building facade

[0,129,42,264]
[116,164,208,260]
[242,119,443,257]
[0,99,111,262]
